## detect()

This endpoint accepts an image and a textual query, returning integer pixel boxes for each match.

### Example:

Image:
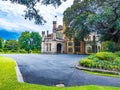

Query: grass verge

[83,70,120,78]
[0,56,120,90]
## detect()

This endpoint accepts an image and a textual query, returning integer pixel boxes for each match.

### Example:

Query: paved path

[1,54,120,87]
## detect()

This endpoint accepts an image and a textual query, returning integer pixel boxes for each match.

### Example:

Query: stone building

[41,21,101,54]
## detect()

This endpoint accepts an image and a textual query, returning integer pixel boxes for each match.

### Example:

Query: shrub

[79,52,120,71]
[0,49,3,52]
[18,49,27,53]
[10,49,18,52]
[3,48,8,53]
[96,52,116,61]
[115,51,120,57]
[101,41,116,52]
[79,58,93,67]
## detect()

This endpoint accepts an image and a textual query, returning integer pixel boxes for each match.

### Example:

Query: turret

[47,30,49,36]
[42,31,45,41]
[53,21,57,33]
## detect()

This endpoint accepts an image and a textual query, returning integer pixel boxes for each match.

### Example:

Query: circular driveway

[1,54,120,87]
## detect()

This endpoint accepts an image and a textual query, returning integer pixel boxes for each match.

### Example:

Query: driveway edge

[15,61,24,83]
[76,65,120,75]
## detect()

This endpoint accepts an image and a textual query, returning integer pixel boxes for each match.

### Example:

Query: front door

[57,43,62,53]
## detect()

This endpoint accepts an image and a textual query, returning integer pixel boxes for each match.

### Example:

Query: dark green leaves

[64,0,120,43]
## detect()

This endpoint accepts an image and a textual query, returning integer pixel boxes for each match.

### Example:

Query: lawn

[0,56,120,90]
[83,70,120,78]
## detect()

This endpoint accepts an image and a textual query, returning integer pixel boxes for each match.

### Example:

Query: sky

[0,0,73,40]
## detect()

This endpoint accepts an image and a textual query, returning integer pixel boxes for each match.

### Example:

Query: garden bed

[76,65,120,75]
[78,52,120,73]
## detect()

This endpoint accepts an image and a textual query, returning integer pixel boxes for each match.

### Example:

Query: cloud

[0,0,73,36]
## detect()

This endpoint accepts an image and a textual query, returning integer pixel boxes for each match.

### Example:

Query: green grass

[0,52,41,54]
[0,56,120,90]
[83,70,120,78]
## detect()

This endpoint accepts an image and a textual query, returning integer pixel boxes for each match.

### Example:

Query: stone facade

[41,21,101,54]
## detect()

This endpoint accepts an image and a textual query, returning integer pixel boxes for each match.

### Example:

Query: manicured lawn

[83,70,120,78]
[0,56,120,90]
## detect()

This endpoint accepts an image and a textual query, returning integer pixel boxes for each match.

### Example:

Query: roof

[56,25,63,31]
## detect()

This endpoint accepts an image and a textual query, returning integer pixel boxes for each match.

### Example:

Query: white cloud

[0,0,73,35]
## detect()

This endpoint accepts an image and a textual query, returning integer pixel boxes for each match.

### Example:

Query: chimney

[42,31,45,36]
[53,21,57,32]
[47,30,49,36]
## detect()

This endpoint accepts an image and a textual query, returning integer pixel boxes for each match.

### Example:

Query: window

[46,44,48,51]
[50,44,51,51]
[75,47,80,52]
[68,42,73,46]
[56,32,63,39]
[75,41,80,46]
[68,48,73,52]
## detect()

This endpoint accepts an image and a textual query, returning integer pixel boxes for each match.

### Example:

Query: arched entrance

[57,43,62,53]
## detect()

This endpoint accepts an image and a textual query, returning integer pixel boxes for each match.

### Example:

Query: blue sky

[0,1,73,40]
[0,29,20,40]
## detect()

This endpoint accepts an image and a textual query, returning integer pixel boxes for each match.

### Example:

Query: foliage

[0,49,3,52]
[18,31,31,52]
[18,31,41,52]
[0,31,41,54]
[101,41,116,52]
[0,37,4,49]
[0,56,120,90]
[30,32,41,50]
[79,58,93,67]
[4,40,18,52]
[79,52,120,71]
[3,0,67,25]
[115,51,120,57]
[115,44,120,51]
[96,52,116,61]
[63,0,120,44]
[3,48,8,53]
[18,49,27,53]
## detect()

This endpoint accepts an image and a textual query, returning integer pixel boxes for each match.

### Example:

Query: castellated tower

[53,21,57,32]
[53,21,57,40]
[42,31,45,41]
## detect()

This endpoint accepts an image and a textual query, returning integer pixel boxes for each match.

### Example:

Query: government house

[41,21,101,54]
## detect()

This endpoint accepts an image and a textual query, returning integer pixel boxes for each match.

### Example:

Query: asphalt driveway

[1,54,120,87]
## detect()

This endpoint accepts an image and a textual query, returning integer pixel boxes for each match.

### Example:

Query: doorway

[57,43,62,53]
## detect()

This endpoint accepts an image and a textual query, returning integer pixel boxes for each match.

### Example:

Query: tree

[0,37,4,49]
[4,40,18,52]
[30,32,41,51]
[18,31,41,52]
[63,0,120,44]
[18,31,31,52]
[4,0,67,25]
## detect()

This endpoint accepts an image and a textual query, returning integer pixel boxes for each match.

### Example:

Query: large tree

[18,31,41,52]
[63,0,120,43]
[30,32,41,51]
[18,31,31,51]
[4,0,67,25]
